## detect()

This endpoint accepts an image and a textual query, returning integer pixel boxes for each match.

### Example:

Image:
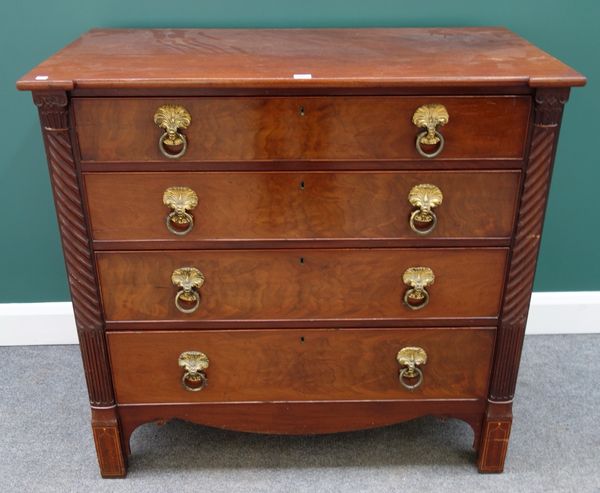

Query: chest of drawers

[17,27,585,477]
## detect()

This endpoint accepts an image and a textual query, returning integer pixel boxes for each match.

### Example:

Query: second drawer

[85,170,520,243]
[96,248,507,323]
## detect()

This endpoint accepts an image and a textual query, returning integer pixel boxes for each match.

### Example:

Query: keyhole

[299,106,305,117]
[299,257,305,264]
[299,180,305,190]
[300,336,305,343]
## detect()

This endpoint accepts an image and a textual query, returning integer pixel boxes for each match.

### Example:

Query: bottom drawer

[108,328,494,404]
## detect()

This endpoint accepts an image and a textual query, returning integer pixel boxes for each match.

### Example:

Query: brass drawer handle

[408,184,443,235]
[171,267,205,314]
[396,347,427,390]
[402,266,435,310]
[163,187,198,236]
[154,104,192,159]
[412,104,449,158]
[178,351,209,391]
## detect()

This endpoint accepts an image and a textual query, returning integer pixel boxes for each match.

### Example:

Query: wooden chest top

[17,27,585,91]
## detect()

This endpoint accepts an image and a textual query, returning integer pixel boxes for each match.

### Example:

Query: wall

[1,0,597,302]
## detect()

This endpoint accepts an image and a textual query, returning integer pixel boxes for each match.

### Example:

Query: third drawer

[97,248,507,323]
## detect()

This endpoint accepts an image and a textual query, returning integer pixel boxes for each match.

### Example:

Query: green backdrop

[1,0,597,302]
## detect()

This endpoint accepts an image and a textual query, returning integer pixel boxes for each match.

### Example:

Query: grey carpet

[0,334,598,493]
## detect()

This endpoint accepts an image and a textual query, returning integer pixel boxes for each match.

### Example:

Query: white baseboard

[524,291,600,335]
[0,292,599,346]
[0,302,78,346]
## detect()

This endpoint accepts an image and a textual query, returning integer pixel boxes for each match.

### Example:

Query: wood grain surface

[107,328,495,403]
[477,401,513,473]
[117,400,485,446]
[84,170,520,243]
[16,28,586,91]
[91,407,127,478]
[96,248,507,322]
[74,96,530,162]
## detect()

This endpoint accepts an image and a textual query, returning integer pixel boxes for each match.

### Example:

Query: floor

[1,334,598,492]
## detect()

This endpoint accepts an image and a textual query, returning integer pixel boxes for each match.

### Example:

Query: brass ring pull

[159,132,187,159]
[397,347,427,391]
[402,266,435,311]
[403,287,430,310]
[163,187,198,236]
[412,104,449,159]
[399,367,424,390]
[178,351,209,392]
[167,211,194,235]
[415,130,445,158]
[171,267,205,314]
[175,289,200,314]
[410,209,437,235]
[181,371,207,391]
[154,104,192,159]
[408,184,443,235]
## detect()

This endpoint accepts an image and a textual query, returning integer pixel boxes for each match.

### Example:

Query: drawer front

[108,328,495,403]
[85,170,520,242]
[96,248,507,322]
[74,96,530,162]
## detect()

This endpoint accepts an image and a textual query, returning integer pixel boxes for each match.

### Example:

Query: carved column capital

[534,88,570,126]
[32,91,69,130]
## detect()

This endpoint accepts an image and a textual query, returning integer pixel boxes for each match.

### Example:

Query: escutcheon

[396,346,427,390]
[408,184,443,235]
[402,266,435,310]
[163,186,198,236]
[171,267,205,314]
[154,104,192,159]
[178,351,209,391]
[412,104,449,158]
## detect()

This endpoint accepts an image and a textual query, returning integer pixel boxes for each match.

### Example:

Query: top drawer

[73,96,531,162]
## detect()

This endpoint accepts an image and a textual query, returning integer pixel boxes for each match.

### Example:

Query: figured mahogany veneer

[85,170,520,244]
[96,248,507,323]
[107,328,495,403]
[74,96,530,162]
[18,28,585,477]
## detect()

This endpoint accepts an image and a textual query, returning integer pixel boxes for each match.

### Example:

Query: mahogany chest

[17,28,585,477]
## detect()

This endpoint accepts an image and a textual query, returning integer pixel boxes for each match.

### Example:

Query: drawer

[74,96,531,162]
[107,328,495,403]
[96,248,507,322]
[85,170,520,243]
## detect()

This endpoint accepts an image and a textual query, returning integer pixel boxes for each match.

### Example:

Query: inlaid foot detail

[477,401,513,473]
[92,407,127,478]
